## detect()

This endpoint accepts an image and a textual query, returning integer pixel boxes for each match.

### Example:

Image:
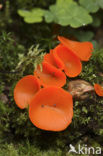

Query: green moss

[0,140,63,156]
[79,49,103,84]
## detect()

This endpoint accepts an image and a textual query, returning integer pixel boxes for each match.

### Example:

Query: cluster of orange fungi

[14,36,102,132]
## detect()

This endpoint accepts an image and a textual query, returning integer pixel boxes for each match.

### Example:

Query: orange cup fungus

[53,44,82,77]
[34,62,66,87]
[29,86,73,131]
[94,84,103,97]
[14,36,94,131]
[58,36,93,61]
[44,50,64,70]
[14,75,40,109]
[44,50,58,67]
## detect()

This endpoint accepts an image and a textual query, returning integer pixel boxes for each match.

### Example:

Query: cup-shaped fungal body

[34,62,66,87]
[94,84,103,96]
[53,44,82,77]
[14,75,40,109]
[58,36,93,61]
[44,50,64,70]
[29,87,73,131]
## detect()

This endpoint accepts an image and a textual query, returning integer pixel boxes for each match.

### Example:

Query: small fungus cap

[34,62,66,87]
[94,84,103,97]
[29,86,73,131]
[54,44,82,77]
[14,75,40,109]
[58,36,93,61]
[44,50,57,67]
[44,50,64,70]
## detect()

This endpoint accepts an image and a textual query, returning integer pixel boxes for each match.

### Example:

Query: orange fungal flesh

[14,75,40,109]
[94,84,103,97]
[44,50,64,70]
[52,47,65,70]
[54,44,82,77]
[44,50,57,67]
[34,62,66,87]
[29,87,73,131]
[58,36,93,61]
